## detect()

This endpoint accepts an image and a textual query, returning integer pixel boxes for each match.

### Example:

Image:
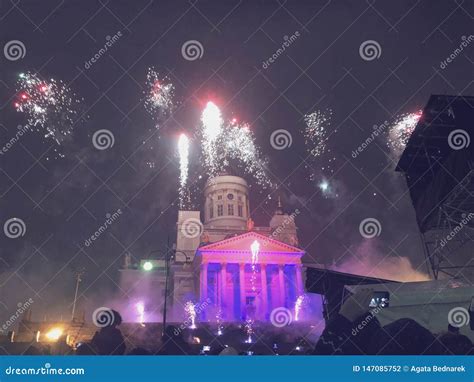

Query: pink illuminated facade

[195,232,305,321]
[120,174,306,324]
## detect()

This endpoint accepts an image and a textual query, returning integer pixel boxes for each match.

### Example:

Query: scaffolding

[396,95,474,279]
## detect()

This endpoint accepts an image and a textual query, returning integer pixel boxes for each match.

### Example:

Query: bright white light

[185,301,197,329]
[178,133,189,187]
[201,101,222,141]
[45,327,63,341]
[250,240,260,265]
[178,133,190,209]
[294,295,305,321]
[142,261,153,271]
[319,181,329,192]
[136,302,145,325]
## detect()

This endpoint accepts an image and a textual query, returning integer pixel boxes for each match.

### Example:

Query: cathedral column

[295,264,304,297]
[278,264,286,307]
[200,263,208,302]
[239,263,246,319]
[260,264,268,318]
[220,263,227,316]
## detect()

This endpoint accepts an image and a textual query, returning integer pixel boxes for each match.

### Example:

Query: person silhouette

[90,310,126,355]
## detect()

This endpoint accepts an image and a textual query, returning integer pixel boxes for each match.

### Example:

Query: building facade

[119,174,304,323]
[196,231,304,321]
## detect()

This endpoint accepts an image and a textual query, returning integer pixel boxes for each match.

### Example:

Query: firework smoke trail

[14,72,84,149]
[199,102,272,188]
[144,68,175,125]
[387,111,422,156]
[178,133,190,208]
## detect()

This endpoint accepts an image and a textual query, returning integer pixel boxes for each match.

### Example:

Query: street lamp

[147,247,191,337]
[147,247,173,338]
[142,261,154,271]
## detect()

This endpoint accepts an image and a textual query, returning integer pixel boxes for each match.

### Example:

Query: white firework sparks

[201,101,223,173]
[178,133,190,208]
[303,109,333,157]
[250,240,260,265]
[387,111,422,155]
[201,101,223,141]
[144,68,175,124]
[250,240,260,292]
[184,301,197,329]
[318,179,329,193]
[14,72,84,148]
[294,295,305,321]
[198,102,271,188]
[316,177,339,199]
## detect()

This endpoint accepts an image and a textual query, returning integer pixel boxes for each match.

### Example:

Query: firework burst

[198,102,272,188]
[201,101,223,174]
[303,109,333,158]
[387,111,422,155]
[14,72,84,149]
[144,68,175,125]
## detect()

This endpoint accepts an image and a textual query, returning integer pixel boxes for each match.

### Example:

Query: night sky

[0,0,472,322]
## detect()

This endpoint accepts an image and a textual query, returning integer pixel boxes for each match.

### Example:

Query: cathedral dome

[203,175,249,230]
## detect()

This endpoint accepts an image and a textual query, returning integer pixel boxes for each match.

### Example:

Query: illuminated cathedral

[120,174,306,323]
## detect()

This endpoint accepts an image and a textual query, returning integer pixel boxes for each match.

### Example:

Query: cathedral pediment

[198,231,304,254]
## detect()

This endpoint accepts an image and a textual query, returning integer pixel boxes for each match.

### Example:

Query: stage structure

[396,95,474,279]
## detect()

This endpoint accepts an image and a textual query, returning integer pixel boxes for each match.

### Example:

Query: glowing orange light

[45,327,63,341]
